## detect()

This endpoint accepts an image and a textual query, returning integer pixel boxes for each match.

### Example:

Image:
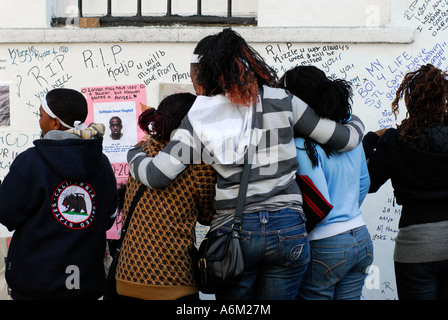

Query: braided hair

[192,28,278,106]
[392,64,448,142]
[281,65,353,167]
[138,92,196,142]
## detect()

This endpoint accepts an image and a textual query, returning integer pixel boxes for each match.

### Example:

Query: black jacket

[364,126,448,228]
[0,135,117,299]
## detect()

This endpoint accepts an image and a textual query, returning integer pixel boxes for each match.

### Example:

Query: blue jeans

[394,259,448,300]
[298,225,373,300]
[214,209,310,300]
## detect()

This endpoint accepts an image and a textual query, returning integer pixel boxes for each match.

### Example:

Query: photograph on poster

[94,100,138,164]
[0,86,10,126]
[82,84,146,168]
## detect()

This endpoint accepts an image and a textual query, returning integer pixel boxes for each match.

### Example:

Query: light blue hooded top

[295,137,370,240]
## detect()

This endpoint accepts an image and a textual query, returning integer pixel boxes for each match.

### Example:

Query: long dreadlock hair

[280,65,353,168]
[392,64,448,142]
[138,92,196,142]
[192,28,278,106]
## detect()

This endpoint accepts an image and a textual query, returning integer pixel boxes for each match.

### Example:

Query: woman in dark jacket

[364,64,448,300]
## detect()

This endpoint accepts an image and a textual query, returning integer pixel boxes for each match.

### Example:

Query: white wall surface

[0,0,51,28]
[258,0,391,27]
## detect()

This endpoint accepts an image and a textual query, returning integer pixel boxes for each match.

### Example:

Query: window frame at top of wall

[51,15,257,27]
[51,0,257,28]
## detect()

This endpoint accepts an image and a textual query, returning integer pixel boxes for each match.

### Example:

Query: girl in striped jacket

[127,28,365,300]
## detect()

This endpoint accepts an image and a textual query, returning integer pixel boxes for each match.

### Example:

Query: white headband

[41,96,86,130]
[191,54,201,64]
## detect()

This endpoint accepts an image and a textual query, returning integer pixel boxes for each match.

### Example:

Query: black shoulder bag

[197,145,251,294]
[103,183,146,300]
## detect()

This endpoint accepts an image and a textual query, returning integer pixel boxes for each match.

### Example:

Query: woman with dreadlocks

[365,64,448,300]
[127,28,365,300]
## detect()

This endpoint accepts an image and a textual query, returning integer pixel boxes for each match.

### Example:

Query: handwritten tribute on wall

[0,1,447,300]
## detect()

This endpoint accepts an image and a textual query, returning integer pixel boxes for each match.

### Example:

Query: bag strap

[105,183,146,296]
[232,101,256,230]
[117,183,146,248]
[232,146,251,229]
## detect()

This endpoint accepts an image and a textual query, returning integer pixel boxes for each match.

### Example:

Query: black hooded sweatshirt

[0,134,117,300]
[365,125,448,228]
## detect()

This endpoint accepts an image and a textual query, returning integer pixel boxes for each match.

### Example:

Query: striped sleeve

[291,95,365,152]
[127,145,182,188]
[127,118,199,189]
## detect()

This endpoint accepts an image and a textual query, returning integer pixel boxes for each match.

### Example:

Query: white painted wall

[0,1,447,300]
[0,0,51,28]
[258,0,391,27]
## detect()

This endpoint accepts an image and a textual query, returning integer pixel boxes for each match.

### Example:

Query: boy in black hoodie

[0,88,117,300]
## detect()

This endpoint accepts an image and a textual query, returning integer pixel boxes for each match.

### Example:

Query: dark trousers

[394,259,448,300]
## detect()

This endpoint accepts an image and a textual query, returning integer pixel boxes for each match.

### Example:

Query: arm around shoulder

[291,96,365,152]
[127,142,188,189]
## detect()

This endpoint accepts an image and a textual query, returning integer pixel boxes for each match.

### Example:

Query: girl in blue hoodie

[281,66,372,300]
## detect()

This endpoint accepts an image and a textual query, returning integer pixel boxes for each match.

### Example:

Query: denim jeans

[394,259,448,300]
[214,209,310,300]
[297,225,373,300]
